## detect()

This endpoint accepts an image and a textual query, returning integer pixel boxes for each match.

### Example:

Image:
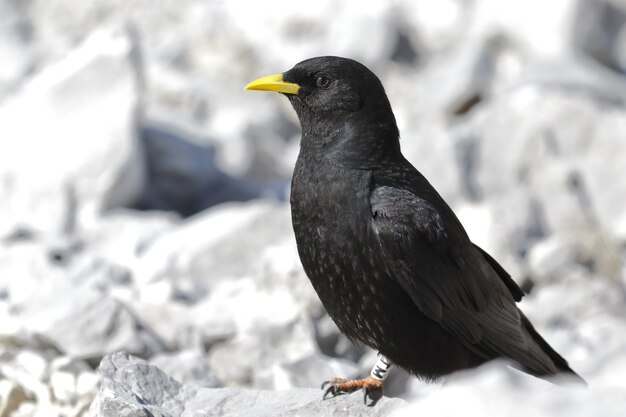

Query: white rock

[395,0,469,54]
[209,312,318,387]
[256,241,324,317]
[520,272,626,379]
[467,0,585,58]
[394,361,626,417]
[150,350,220,388]
[0,349,51,401]
[224,0,395,71]
[49,371,76,403]
[457,84,626,264]
[527,235,582,283]
[80,208,179,269]
[138,280,174,304]
[76,372,100,398]
[131,301,204,351]
[0,27,145,237]
[256,354,359,390]
[0,241,68,307]
[14,350,48,380]
[135,200,292,291]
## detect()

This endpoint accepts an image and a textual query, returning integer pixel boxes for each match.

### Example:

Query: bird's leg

[321,354,393,406]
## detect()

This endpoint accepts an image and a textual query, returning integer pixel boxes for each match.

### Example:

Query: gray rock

[574,0,626,74]
[16,284,165,360]
[183,388,405,417]
[139,121,273,217]
[89,352,196,417]
[0,1,34,97]
[89,352,406,417]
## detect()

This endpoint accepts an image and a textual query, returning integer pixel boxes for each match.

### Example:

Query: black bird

[245,56,584,403]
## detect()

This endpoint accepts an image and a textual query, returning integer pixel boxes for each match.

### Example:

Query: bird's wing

[369,186,554,371]
[472,243,524,302]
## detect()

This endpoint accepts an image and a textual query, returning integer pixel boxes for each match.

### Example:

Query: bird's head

[246,57,400,158]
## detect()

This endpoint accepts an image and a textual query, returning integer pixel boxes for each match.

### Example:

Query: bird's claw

[320,376,383,407]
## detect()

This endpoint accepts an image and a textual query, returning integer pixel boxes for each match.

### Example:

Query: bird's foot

[321,375,383,406]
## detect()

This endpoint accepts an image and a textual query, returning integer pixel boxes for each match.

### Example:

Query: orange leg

[321,375,384,405]
[321,354,392,406]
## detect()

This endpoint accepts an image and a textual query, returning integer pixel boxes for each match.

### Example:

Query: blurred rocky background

[1,0,625,416]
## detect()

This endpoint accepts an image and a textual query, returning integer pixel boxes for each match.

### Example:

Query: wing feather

[370,185,556,373]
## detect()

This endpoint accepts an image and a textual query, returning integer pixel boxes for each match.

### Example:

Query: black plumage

[246,56,583,391]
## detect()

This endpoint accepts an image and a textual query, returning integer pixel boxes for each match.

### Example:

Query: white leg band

[369,354,393,381]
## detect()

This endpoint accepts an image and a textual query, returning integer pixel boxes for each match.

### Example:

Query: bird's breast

[290,158,389,339]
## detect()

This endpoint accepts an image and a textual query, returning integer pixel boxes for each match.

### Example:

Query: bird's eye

[315,75,330,88]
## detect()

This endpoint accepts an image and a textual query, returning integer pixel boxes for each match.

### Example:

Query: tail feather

[519,310,587,385]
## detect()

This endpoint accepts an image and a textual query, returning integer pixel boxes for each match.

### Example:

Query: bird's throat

[298,116,401,170]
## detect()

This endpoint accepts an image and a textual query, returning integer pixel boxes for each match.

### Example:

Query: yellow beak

[244,73,300,95]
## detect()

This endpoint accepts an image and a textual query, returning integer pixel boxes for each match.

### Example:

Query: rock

[150,350,220,388]
[16,284,165,360]
[573,0,626,74]
[135,200,293,291]
[455,84,626,266]
[255,240,324,317]
[520,272,626,376]
[255,354,359,390]
[89,351,196,417]
[205,280,318,387]
[527,235,584,283]
[526,233,622,284]
[0,1,34,98]
[80,208,179,269]
[0,27,145,237]
[393,0,468,56]
[313,313,367,363]
[48,356,98,404]
[0,380,27,417]
[223,1,396,71]
[465,0,586,59]
[0,349,50,399]
[89,352,406,417]
[0,349,53,409]
[395,361,626,417]
[183,388,405,417]
[134,300,228,352]
[139,121,270,216]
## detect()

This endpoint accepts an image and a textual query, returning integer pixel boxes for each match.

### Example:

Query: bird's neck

[299,113,401,169]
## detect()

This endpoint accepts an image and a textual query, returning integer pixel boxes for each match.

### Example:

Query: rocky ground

[1,0,626,416]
